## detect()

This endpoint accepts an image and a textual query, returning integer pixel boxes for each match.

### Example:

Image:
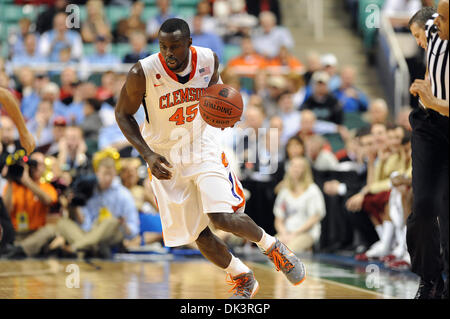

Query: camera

[69,175,97,207]
[5,150,37,183]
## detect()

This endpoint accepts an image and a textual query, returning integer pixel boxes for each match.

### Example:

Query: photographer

[49,148,139,258]
[0,151,58,258]
[2,151,57,234]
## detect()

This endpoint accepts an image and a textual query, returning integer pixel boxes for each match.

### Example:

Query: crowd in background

[0,0,427,271]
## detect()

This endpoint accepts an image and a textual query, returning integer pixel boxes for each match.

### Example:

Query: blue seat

[139,212,163,247]
[139,212,163,233]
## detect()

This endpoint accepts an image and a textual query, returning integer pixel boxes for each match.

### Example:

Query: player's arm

[0,87,35,154]
[115,62,173,180]
[208,52,221,87]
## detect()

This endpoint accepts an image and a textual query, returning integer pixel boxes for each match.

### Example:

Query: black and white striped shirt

[425,14,449,102]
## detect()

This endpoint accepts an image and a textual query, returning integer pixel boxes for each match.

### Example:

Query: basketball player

[407,1,449,299]
[115,18,305,298]
[0,87,35,155]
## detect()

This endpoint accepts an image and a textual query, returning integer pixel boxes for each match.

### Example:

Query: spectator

[40,82,70,123]
[251,11,294,59]
[2,152,58,241]
[119,157,161,247]
[14,67,36,113]
[146,0,178,43]
[81,0,112,43]
[222,0,258,44]
[386,132,412,267]
[27,100,55,150]
[227,36,267,77]
[383,0,422,29]
[246,0,282,25]
[276,135,306,185]
[296,109,316,143]
[39,12,83,62]
[273,156,326,253]
[80,98,103,153]
[285,135,305,163]
[333,65,369,113]
[123,31,152,64]
[115,1,147,43]
[303,51,322,85]
[191,15,224,63]
[20,72,48,121]
[59,67,78,105]
[321,128,370,252]
[51,148,139,258]
[386,124,405,155]
[57,126,91,180]
[120,158,158,214]
[365,98,389,125]
[3,149,139,258]
[96,71,116,102]
[321,53,341,92]
[46,116,67,156]
[346,123,404,258]
[11,33,47,67]
[238,105,277,236]
[9,18,34,58]
[276,92,301,147]
[83,35,121,66]
[285,72,307,109]
[65,81,97,126]
[301,71,344,125]
[188,0,219,36]
[305,134,339,171]
[57,46,77,67]
[265,46,304,75]
[260,75,288,119]
[35,0,68,34]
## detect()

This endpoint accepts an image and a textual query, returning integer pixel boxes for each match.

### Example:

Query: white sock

[255,228,276,252]
[375,224,384,240]
[225,255,250,277]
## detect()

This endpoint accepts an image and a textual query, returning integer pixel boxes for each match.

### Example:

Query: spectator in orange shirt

[3,152,58,238]
[265,46,304,74]
[227,36,267,77]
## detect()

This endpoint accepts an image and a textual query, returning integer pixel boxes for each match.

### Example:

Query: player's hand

[146,153,173,180]
[19,130,36,155]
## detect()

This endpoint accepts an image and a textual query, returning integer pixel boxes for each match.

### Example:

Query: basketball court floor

[0,253,419,299]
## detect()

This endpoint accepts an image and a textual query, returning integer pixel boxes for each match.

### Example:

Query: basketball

[199,84,243,129]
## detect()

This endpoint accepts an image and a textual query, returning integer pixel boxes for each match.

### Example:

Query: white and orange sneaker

[227,271,259,299]
[264,239,306,286]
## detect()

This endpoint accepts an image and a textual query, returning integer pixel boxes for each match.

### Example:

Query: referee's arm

[410,79,449,117]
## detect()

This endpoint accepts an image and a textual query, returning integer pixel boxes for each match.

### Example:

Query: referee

[408,0,449,299]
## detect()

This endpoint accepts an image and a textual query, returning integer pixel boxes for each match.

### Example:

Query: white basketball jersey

[139,46,220,150]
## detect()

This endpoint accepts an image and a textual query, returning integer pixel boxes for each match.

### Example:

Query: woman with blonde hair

[273,156,326,253]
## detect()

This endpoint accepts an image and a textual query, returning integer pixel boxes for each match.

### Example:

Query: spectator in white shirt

[273,156,326,252]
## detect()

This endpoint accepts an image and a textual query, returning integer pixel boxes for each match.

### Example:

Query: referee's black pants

[407,108,449,283]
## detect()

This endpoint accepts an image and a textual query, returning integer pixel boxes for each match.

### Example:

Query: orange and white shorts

[148,135,245,247]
